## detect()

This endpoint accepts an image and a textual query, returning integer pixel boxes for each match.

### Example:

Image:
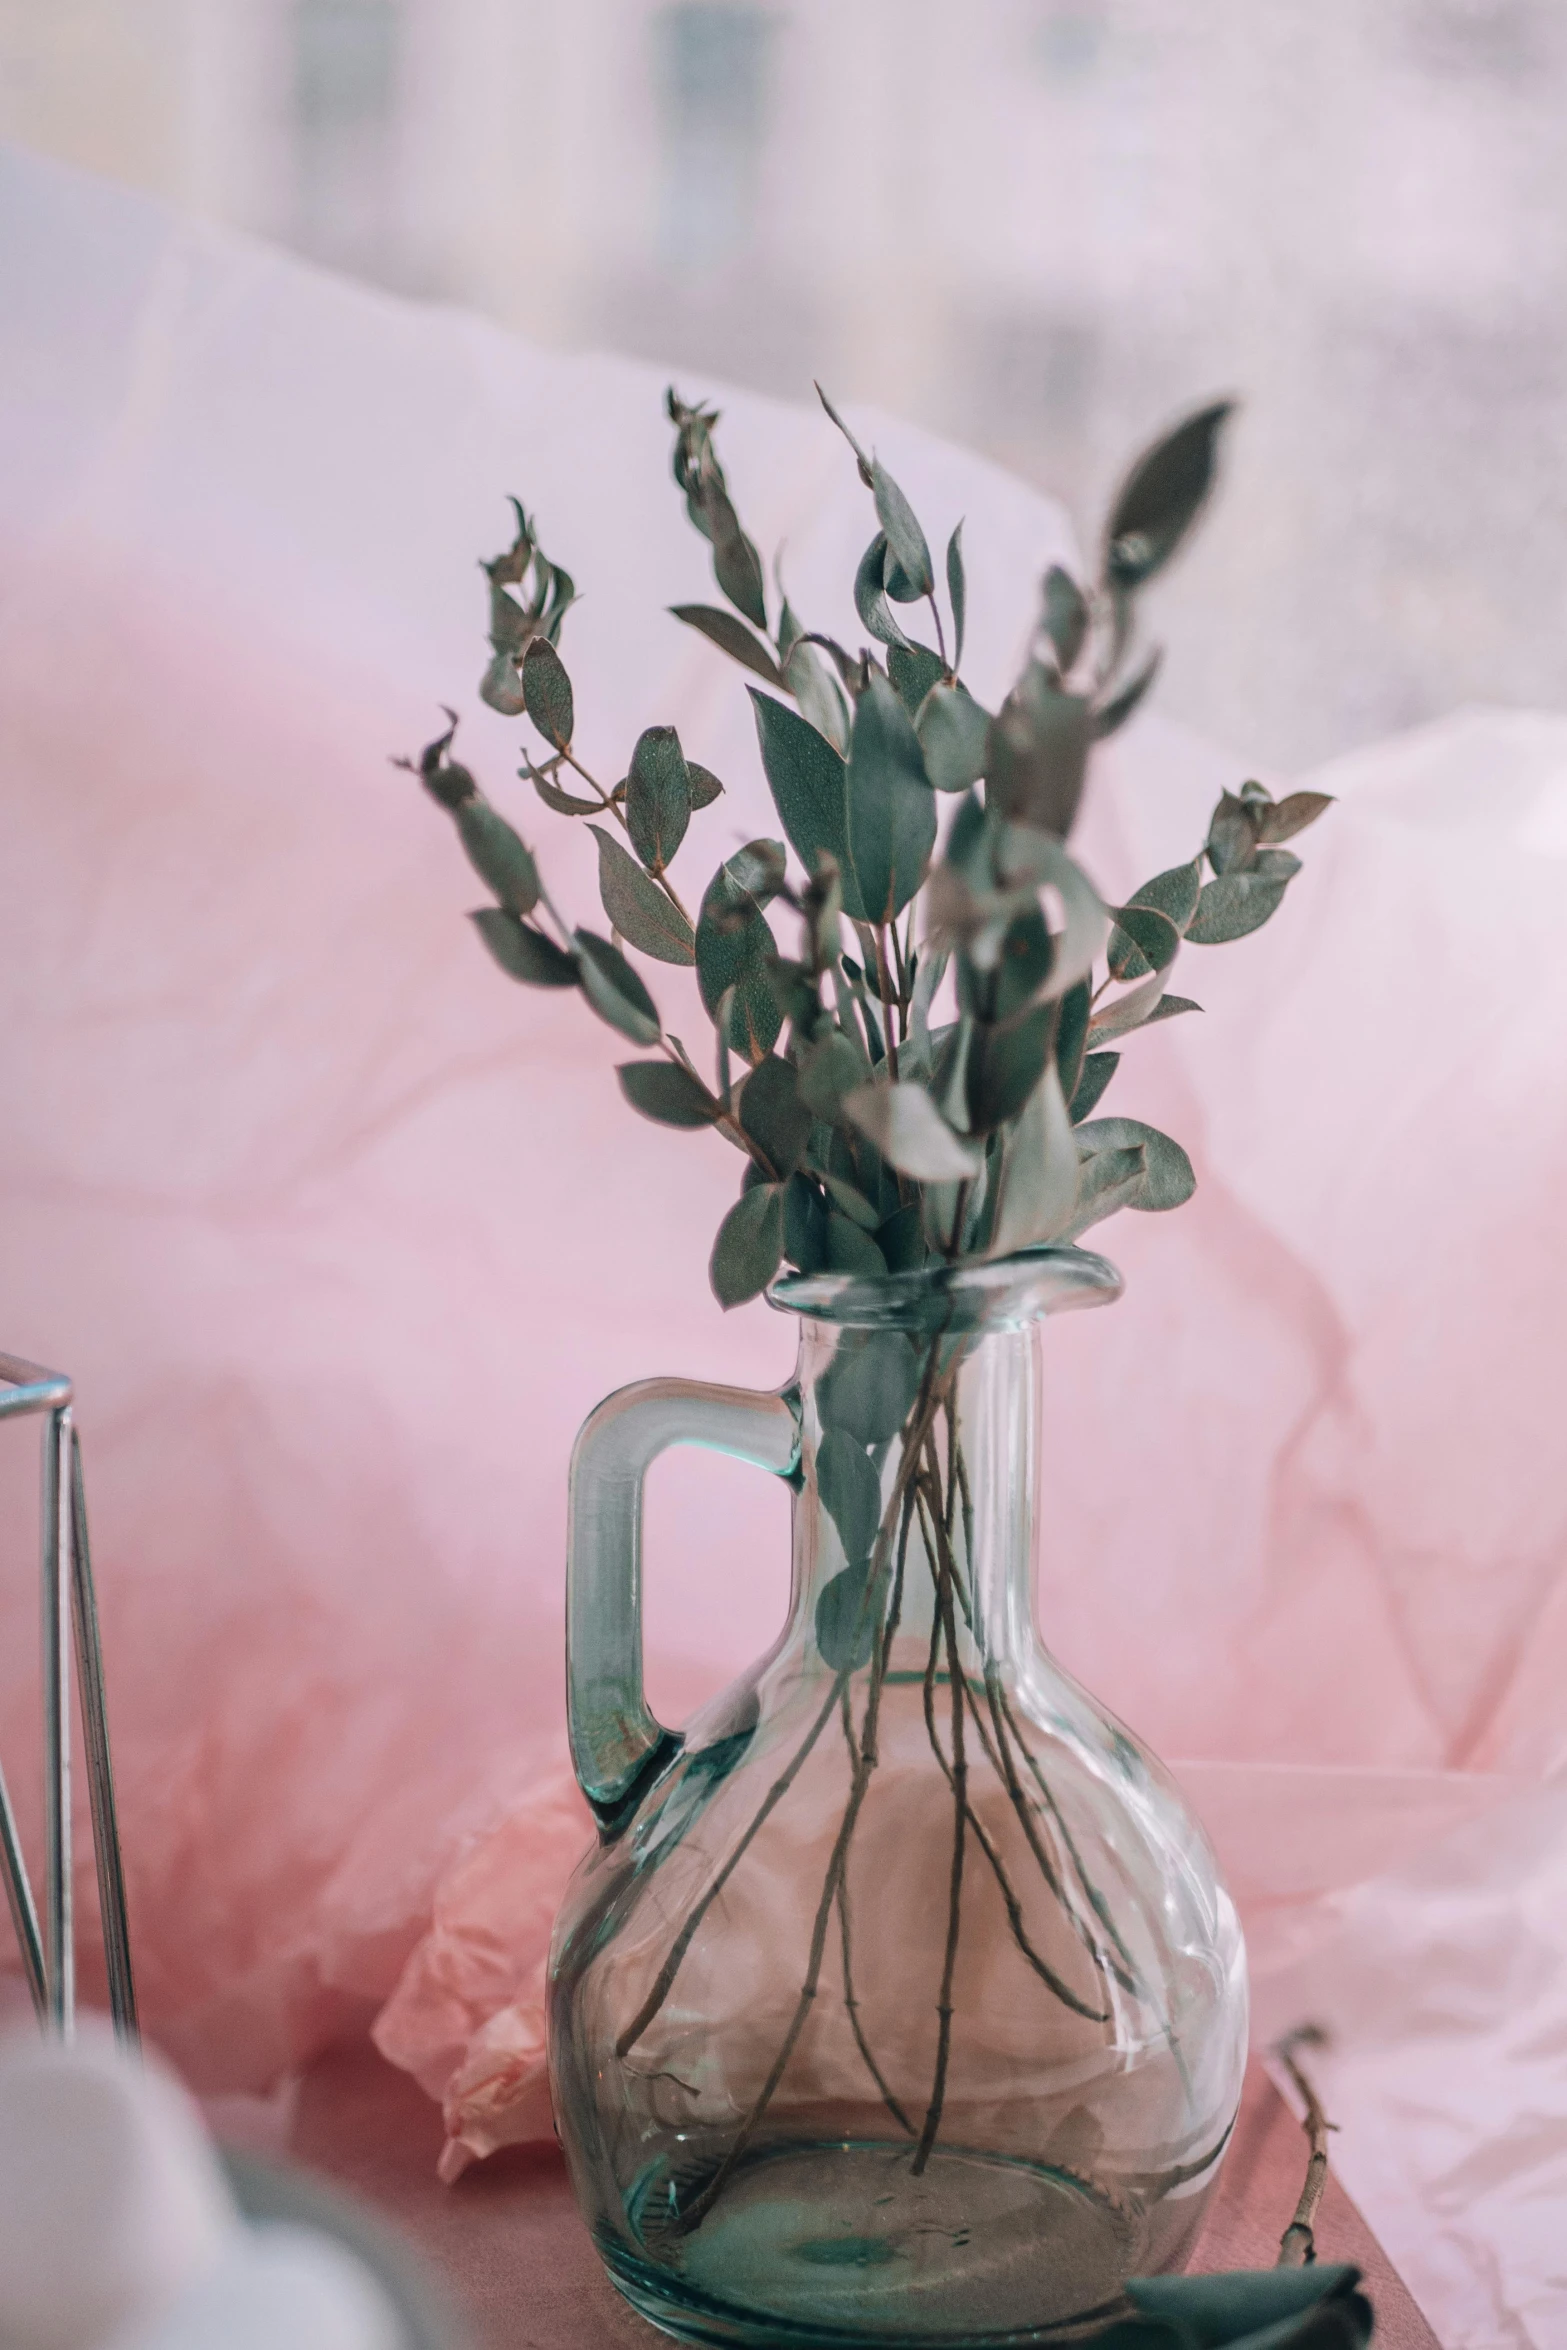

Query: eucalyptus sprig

[402,386,1330,1309]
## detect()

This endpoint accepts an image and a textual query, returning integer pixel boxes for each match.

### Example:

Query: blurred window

[291,0,402,280]
[1395,0,1552,80]
[655,2,775,277]
[1030,1,1108,79]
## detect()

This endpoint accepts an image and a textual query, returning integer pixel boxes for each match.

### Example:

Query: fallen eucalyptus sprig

[401,386,1329,1308]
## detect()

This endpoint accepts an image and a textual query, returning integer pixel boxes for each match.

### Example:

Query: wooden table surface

[292,2046,1440,2350]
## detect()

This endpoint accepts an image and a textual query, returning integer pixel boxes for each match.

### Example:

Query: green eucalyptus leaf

[1207,790,1261,876]
[1252,847,1302,882]
[588,827,696,965]
[784,1172,830,1273]
[411,715,473,808]
[456,799,540,914]
[815,382,874,480]
[854,533,912,651]
[1186,870,1290,944]
[1055,978,1091,1104]
[748,689,858,913]
[994,825,1108,1003]
[542,562,576,643]
[987,664,1093,836]
[485,501,533,592]
[617,1059,720,1128]
[799,1028,871,1123]
[1069,1049,1119,1122]
[1127,2262,1372,2349]
[1143,994,1202,1024]
[921,1176,962,1257]
[470,908,577,988]
[988,1063,1079,1255]
[915,680,991,793]
[820,1171,881,1231]
[815,1560,885,1671]
[1106,859,1200,980]
[1088,970,1168,1044]
[625,726,692,873]
[783,638,852,756]
[687,762,725,809]
[725,837,788,908]
[818,1327,922,1446]
[910,946,948,1057]
[966,1004,1053,1135]
[667,388,768,630]
[1107,902,1180,981]
[573,928,662,1043]
[711,508,768,632]
[992,902,1055,1021]
[527,762,601,817]
[668,603,783,687]
[1133,859,1203,932]
[1260,789,1334,843]
[805,634,864,697]
[876,1202,926,1273]
[826,1214,889,1276]
[843,1078,981,1181]
[1104,400,1234,590]
[1043,566,1089,674]
[1092,645,1163,739]
[887,641,946,716]
[1058,1141,1147,1238]
[1076,1115,1195,1211]
[522,637,574,750]
[946,521,967,668]
[486,582,529,659]
[479,651,528,716]
[846,671,937,922]
[738,1053,813,1178]
[710,1179,785,1308]
[696,853,783,1063]
[764,954,818,1029]
[871,461,934,599]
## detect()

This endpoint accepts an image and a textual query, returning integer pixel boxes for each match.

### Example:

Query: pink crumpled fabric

[3,145,1565,2339]
[371,1767,589,2181]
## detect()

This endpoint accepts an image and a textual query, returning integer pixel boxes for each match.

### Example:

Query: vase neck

[788,1316,1040,1678]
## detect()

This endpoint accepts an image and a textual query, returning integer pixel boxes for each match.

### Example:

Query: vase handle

[566,1376,800,1833]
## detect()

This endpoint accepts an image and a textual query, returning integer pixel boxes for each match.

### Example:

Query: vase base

[602,2135,1185,2348]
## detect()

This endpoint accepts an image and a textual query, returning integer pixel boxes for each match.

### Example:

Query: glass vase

[549,1247,1246,2349]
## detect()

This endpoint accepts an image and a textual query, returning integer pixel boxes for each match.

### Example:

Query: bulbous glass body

[551,1250,1246,2348]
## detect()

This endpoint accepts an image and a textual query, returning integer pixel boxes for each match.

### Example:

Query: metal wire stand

[0,1353,136,2040]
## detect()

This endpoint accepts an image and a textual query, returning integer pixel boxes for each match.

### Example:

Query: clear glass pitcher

[549,1247,1247,2348]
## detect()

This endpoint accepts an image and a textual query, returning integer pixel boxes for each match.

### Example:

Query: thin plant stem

[872,927,901,1082]
[995,1683,1146,1997]
[618,1463,916,2059]
[978,1661,1138,1999]
[914,1480,1108,2024]
[631,1342,947,2222]
[614,1672,845,2058]
[674,1480,919,2232]
[911,1529,967,2174]
[1274,2028,1336,2268]
[920,1431,1134,2002]
[836,1692,915,2137]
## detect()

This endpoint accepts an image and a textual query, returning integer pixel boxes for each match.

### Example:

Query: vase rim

[768,1243,1123,1331]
